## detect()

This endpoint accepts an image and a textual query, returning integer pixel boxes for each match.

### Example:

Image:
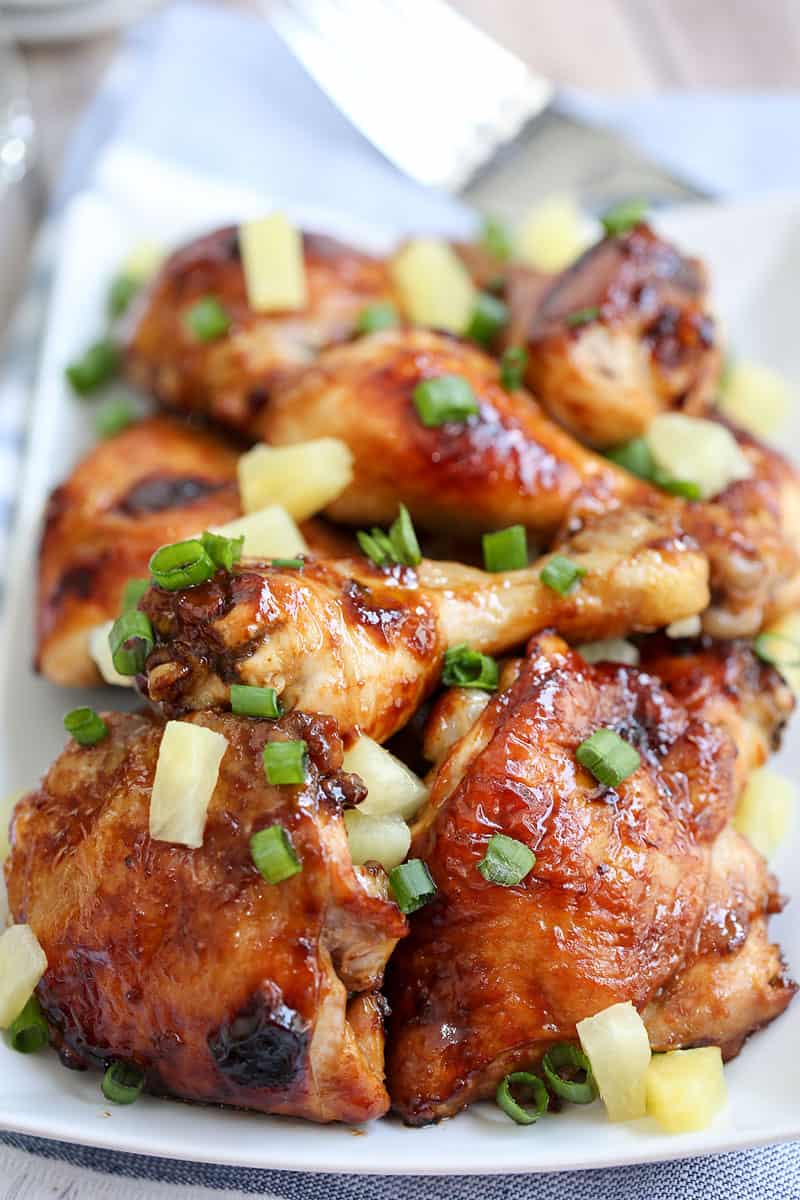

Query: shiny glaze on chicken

[386,633,794,1124]
[5,710,406,1123]
[125,227,396,435]
[140,505,708,740]
[524,224,720,447]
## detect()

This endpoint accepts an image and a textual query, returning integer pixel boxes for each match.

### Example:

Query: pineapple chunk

[577,1001,651,1121]
[646,413,752,500]
[577,638,640,666]
[345,810,411,872]
[733,766,794,859]
[149,722,228,848]
[210,505,308,560]
[390,239,476,334]
[760,610,800,696]
[89,620,135,688]
[719,360,792,438]
[0,924,47,1028]
[240,213,307,312]
[0,789,23,865]
[646,1047,727,1133]
[238,439,353,520]
[516,194,587,272]
[343,736,428,820]
[666,615,702,639]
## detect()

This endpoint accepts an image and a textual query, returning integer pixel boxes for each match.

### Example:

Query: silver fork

[269,0,705,221]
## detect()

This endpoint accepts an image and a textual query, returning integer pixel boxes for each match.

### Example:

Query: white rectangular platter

[1,151,799,1173]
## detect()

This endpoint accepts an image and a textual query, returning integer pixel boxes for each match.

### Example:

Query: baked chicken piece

[5,709,406,1123]
[386,633,794,1124]
[36,416,355,688]
[522,223,721,448]
[261,329,800,636]
[124,227,396,435]
[140,505,708,741]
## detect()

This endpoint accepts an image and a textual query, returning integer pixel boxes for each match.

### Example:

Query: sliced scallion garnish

[500,345,528,392]
[482,524,528,573]
[102,1061,145,1105]
[184,296,230,342]
[495,1071,549,1125]
[606,437,702,500]
[358,504,421,569]
[6,995,48,1054]
[108,610,154,676]
[754,632,800,670]
[121,577,149,613]
[480,215,513,263]
[271,557,305,570]
[477,833,535,887]
[356,301,399,334]
[565,305,600,328]
[412,375,479,427]
[108,273,140,320]
[541,1042,598,1104]
[576,728,640,788]
[230,684,283,719]
[65,339,120,396]
[149,539,216,590]
[388,859,437,914]
[95,396,138,439]
[539,554,586,595]
[63,707,108,747]
[601,198,648,237]
[263,740,308,786]
[250,824,301,884]
[466,291,508,347]
[442,644,499,691]
[200,530,244,573]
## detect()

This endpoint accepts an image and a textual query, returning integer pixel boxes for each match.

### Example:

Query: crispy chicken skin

[139,505,708,740]
[124,227,395,435]
[5,709,406,1123]
[386,633,794,1124]
[523,224,720,448]
[263,329,800,636]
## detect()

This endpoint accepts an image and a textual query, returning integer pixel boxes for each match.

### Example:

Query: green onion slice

[65,339,120,396]
[496,1071,549,1125]
[108,273,140,320]
[754,632,800,670]
[466,292,509,348]
[356,301,399,334]
[63,706,108,747]
[565,305,600,328]
[412,375,479,427]
[576,728,641,788]
[263,739,308,786]
[149,539,216,590]
[358,505,421,569]
[477,832,535,887]
[606,438,702,499]
[201,530,244,573]
[442,643,499,691]
[651,469,702,500]
[95,396,138,439]
[231,684,283,719]
[102,1061,145,1105]
[601,198,648,237]
[250,824,301,884]
[482,524,528,572]
[540,554,587,595]
[500,345,528,392]
[185,295,231,342]
[389,859,437,914]
[6,996,48,1054]
[271,557,305,570]
[541,1042,598,1105]
[480,215,513,262]
[108,610,155,676]
[121,577,149,613]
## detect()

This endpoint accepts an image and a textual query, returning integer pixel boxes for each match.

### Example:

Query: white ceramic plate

[0,0,162,43]
[1,151,800,1173]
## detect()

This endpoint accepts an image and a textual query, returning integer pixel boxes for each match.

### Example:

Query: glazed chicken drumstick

[261,328,800,637]
[140,505,708,741]
[386,633,795,1124]
[5,709,406,1123]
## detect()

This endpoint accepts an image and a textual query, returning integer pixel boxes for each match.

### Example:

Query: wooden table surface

[2,0,799,332]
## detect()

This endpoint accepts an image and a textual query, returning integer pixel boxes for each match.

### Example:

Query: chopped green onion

[271,557,305,570]
[480,215,513,262]
[356,301,399,334]
[541,1042,598,1104]
[63,707,108,747]
[412,375,479,427]
[231,684,283,719]
[389,859,437,914]
[357,530,392,566]
[200,530,244,572]
[358,505,421,569]
[102,1061,145,1105]
[184,296,230,342]
[263,739,308,786]
[651,469,702,500]
[576,728,640,788]
[6,996,48,1054]
[94,396,138,439]
[250,824,301,883]
[500,345,528,392]
[466,292,508,347]
[121,577,149,613]
[442,643,499,690]
[606,438,702,499]
[482,524,528,572]
[601,198,648,237]
[108,273,140,320]
[108,610,154,676]
[565,305,600,328]
[65,339,120,396]
[496,1071,549,1125]
[540,554,587,595]
[477,832,535,886]
[754,632,800,670]
[149,539,216,590]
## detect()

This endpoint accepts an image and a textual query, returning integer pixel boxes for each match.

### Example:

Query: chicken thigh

[5,709,406,1123]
